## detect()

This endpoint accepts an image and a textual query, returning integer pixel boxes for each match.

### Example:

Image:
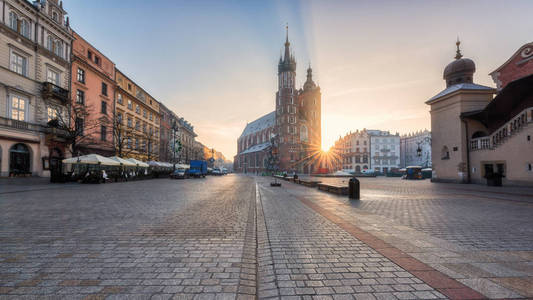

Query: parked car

[212,169,222,176]
[170,168,188,179]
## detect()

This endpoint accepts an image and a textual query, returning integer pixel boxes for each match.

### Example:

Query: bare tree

[112,114,135,157]
[141,128,159,161]
[48,102,111,156]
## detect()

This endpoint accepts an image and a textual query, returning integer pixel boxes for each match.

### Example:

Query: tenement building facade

[0,0,73,177]
[176,117,196,163]
[234,28,322,174]
[427,40,533,185]
[71,30,115,156]
[334,129,370,173]
[114,70,160,161]
[368,130,400,173]
[400,130,432,168]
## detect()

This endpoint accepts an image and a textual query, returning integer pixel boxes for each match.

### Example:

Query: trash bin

[349,177,360,199]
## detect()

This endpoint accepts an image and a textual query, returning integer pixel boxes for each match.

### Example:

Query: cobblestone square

[1,176,532,299]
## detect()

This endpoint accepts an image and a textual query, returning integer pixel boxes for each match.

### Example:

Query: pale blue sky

[66,0,533,158]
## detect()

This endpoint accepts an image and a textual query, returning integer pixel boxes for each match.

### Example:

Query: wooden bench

[317,183,348,195]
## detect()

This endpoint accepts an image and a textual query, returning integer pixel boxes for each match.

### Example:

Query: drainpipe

[461,118,471,184]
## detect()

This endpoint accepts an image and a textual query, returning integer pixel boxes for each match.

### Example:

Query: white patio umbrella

[126,158,149,168]
[62,154,121,166]
[109,156,137,167]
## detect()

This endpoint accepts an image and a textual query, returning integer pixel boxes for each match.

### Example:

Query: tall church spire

[284,24,291,63]
[278,24,296,74]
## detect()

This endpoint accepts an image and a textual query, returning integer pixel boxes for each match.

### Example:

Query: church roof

[240,142,271,155]
[426,83,495,104]
[240,111,275,138]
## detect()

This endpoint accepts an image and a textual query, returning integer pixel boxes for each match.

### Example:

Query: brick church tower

[275,27,321,173]
[297,65,321,174]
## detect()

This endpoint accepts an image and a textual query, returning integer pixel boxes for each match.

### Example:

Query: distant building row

[332,129,430,173]
[0,0,200,177]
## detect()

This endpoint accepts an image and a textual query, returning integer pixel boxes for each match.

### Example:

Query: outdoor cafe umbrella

[126,158,149,168]
[62,154,121,166]
[109,156,137,167]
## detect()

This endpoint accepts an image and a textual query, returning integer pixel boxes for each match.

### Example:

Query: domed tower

[425,39,495,183]
[443,40,476,87]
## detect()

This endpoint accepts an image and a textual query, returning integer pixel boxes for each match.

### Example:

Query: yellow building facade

[114,69,160,161]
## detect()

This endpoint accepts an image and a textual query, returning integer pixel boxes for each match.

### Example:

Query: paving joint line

[255,182,280,299]
[291,191,497,299]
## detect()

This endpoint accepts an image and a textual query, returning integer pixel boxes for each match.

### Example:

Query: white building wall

[369,130,400,173]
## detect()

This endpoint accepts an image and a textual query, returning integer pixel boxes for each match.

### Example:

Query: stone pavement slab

[271,176,533,299]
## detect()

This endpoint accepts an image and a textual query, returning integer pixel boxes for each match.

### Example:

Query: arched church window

[300,125,308,142]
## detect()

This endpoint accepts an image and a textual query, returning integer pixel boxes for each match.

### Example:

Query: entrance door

[484,164,494,177]
[50,148,64,182]
[9,143,30,176]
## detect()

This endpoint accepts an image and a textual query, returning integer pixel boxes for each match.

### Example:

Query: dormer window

[88,50,93,60]
[94,55,100,65]
[52,11,58,22]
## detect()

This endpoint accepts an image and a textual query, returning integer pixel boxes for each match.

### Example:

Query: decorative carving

[521,47,532,58]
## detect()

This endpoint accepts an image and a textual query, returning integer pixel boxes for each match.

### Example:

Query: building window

[127,137,132,149]
[54,40,63,58]
[142,123,147,133]
[94,55,100,65]
[136,105,140,114]
[300,125,308,142]
[441,146,450,160]
[46,69,60,85]
[135,138,139,150]
[143,109,147,118]
[10,51,27,76]
[76,90,85,104]
[127,100,132,110]
[117,112,123,124]
[47,106,58,122]
[101,101,107,114]
[88,50,93,60]
[10,95,27,121]
[117,93,123,104]
[127,117,132,128]
[77,68,85,83]
[21,19,30,39]
[9,12,17,31]
[128,83,132,91]
[149,112,153,121]
[75,118,84,135]
[52,11,58,22]
[135,120,140,131]
[101,82,107,96]
[101,125,107,141]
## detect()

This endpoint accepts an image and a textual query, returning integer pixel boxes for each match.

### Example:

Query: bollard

[348,177,360,199]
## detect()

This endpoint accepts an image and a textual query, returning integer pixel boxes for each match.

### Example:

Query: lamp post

[416,136,432,168]
[172,120,178,170]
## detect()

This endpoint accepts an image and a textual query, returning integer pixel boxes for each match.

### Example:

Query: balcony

[0,116,42,131]
[42,82,69,104]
